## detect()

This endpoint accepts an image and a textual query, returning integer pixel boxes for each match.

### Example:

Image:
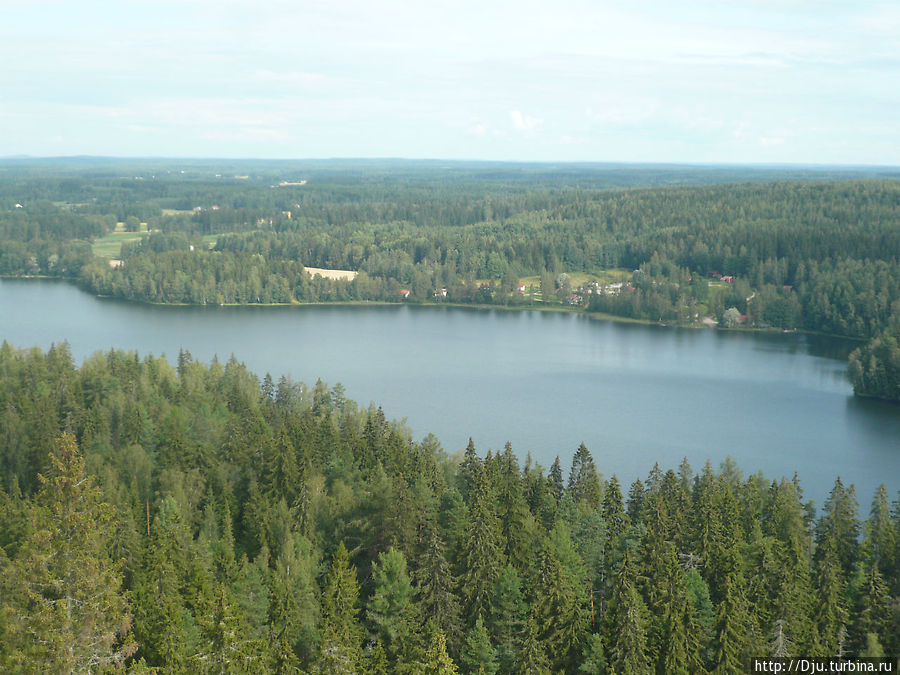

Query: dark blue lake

[2,277,898,508]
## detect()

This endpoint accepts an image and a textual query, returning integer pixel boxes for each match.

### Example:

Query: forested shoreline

[0,344,898,673]
[1,160,899,395]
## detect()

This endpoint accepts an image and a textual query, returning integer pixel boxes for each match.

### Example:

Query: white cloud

[510,110,543,135]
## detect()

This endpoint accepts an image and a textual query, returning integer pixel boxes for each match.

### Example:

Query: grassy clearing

[92,231,147,259]
[518,268,633,287]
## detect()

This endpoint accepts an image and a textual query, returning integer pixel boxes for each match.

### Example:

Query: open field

[518,268,633,288]
[304,266,358,281]
[91,231,147,259]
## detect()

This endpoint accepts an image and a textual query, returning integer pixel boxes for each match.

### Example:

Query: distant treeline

[2,165,900,396]
[0,344,897,672]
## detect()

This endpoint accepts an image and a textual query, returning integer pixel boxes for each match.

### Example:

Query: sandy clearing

[304,266,358,281]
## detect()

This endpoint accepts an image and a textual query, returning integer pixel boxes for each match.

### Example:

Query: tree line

[0,344,897,673]
[2,166,900,396]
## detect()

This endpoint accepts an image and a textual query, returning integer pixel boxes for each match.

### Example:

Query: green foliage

[0,433,136,672]
[0,345,895,673]
[461,615,499,675]
[318,542,363,673]
[424,629,460,674]
[368,547,417,664]
[849,327,900,401]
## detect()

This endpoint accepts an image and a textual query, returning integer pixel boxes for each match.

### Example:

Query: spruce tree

[459,473,505,621]
[812,546,848,655]
[497,442,533,569]
[461,614,499,675]
[488,564,526,673]
[548,456,564,503]
[851,563,890,656]
[0,433,136,672]
[568,443,602,510]
[515,614,550,675]
[416,529,463,652]
[424,629,460,674]
[317,542,363,674]
[579,633,606,675]
[269,532,320,665]
[711,573,758,675]
[815,477,860,577]
[132,498,198,668]
[533,537,589,671]
[862,484,896,583]
[602,474,629,542]
[368,547,418,666]
[192,582,269,673]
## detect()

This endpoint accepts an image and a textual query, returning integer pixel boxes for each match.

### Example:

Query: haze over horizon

[2,0,898,165]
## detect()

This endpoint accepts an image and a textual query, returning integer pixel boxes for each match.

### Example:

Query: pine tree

[361,640,389,675]
[0,433,136,672]
[660,578,707,675]
[272,630,303,675]
[626,478,645,521]
[769,619,793,658]
[686,568,716,665]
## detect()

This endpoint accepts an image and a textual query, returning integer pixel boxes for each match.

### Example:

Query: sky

[1,0,898,164]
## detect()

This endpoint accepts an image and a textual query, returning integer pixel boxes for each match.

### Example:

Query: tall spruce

[317,542,363,674]
[368,547,418,666]
[459,470,505,621]
[0,434,136,672]
[568,443,602,510]
[604,553,651,675]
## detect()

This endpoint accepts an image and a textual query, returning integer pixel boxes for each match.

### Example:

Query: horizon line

[2,155,899,170]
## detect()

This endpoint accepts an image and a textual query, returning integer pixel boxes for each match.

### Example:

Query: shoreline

[0,273,865,341]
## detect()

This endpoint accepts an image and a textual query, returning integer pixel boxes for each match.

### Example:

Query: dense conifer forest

[2,160,900,397]
[1,162,899,669]
[0,344,898,673]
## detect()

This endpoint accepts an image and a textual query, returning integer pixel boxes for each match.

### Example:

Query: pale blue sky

[2,0,897,163]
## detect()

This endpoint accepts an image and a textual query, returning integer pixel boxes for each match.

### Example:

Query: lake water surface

[2,277,898,507]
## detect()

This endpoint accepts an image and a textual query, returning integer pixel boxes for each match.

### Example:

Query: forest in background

[0,344,898,673]
[1,159,899,394]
